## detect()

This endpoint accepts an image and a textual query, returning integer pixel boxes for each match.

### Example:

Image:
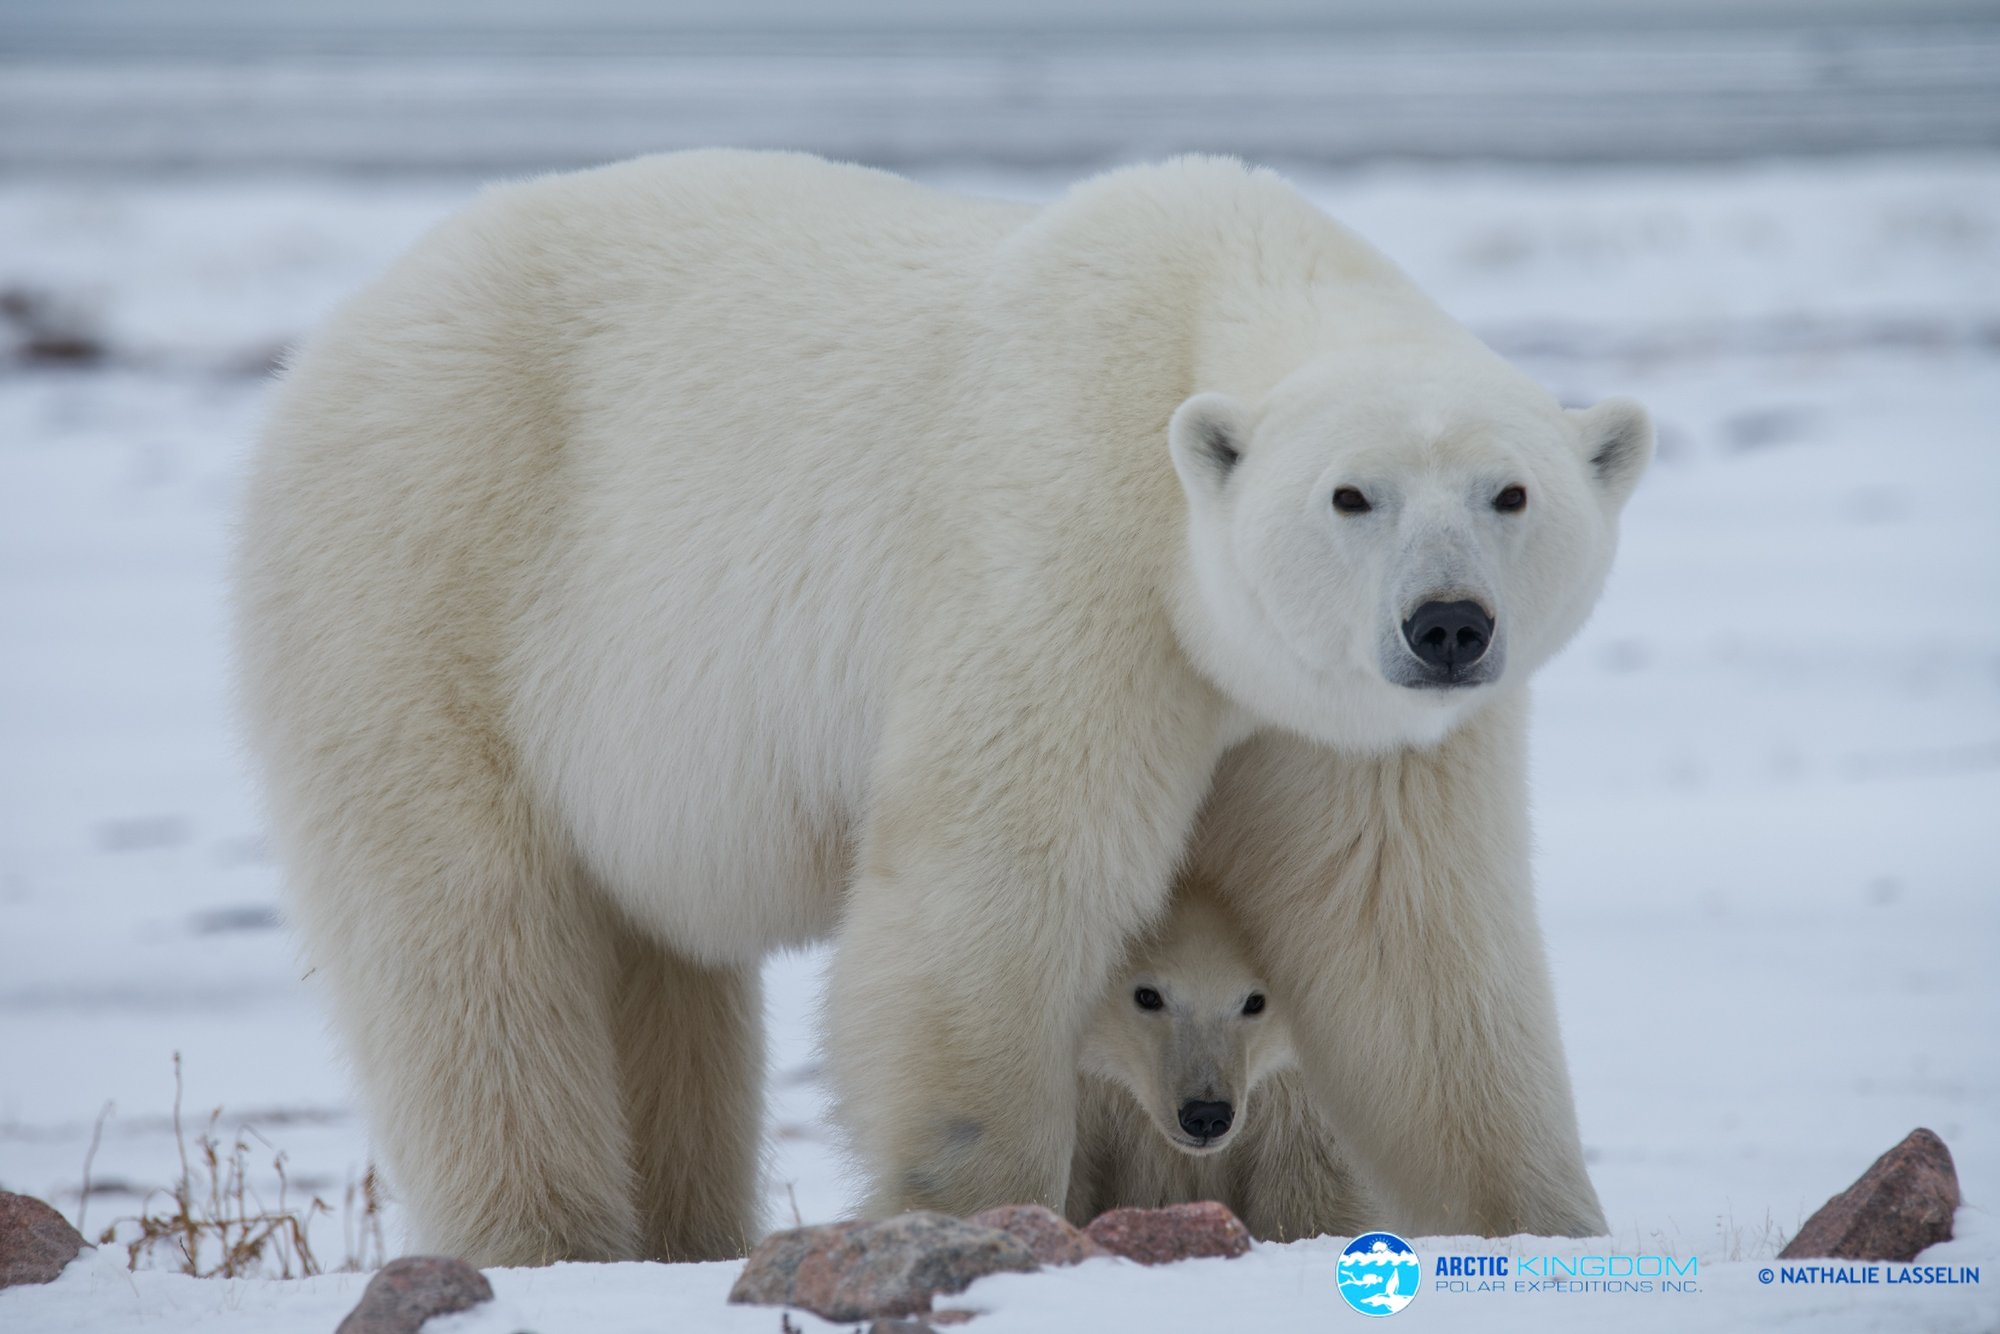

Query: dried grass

[90,1053,386,1279]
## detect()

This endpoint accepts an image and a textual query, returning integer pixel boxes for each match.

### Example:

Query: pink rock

[969,1204,1104,1267]
[730,1219,869,1309]
[730,1212,1036,1322]
[1778,1127,1960,1263]
[335,1256,493,1334]
[866,1314,977,1333]
[0,1191,87,1289]
[1084,1201,1252,1266]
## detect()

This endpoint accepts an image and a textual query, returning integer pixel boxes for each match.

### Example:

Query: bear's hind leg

[294,816,644,1267]
[612,929,765,1259]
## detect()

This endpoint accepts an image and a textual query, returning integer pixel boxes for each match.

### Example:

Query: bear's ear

[1168,392,1250,501]
[1567,396,1653,509]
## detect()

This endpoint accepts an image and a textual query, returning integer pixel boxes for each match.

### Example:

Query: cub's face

[1169,349,1653,751]
[1079,892,1295,1156]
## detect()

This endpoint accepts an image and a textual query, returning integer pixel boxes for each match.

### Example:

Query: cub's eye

[1242,993,1266,1016]
[1133,986,1164,1011]
[1494,484,1528,513]
[1332,487,1372,515]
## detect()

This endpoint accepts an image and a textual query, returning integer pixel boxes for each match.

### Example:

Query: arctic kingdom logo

[1338,1231,1421,1317]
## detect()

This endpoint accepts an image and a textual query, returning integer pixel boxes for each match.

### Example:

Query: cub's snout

[1177,1099,1234,1144]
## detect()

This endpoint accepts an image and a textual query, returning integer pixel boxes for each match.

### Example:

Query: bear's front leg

[826,666,1224,1219]
[1196,701,1609,1239]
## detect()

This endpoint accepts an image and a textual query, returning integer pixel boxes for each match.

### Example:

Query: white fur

[1067,881,1373,1241]
[234,149,1645,1264]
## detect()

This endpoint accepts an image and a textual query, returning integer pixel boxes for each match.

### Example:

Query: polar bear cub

[1067,881,1372,1242]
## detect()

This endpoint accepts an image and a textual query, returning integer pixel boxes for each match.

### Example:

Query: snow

[2,154,1997,1330]
[17,1218,2000,1332]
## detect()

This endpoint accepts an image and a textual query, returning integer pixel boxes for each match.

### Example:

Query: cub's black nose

[1402,600,1494,671]
[1178,1099,1233,1140]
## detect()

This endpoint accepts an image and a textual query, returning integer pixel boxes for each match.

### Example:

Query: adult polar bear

[236,150,1647,1266]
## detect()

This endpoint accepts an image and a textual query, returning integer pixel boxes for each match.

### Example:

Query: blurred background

[6,0,2000,172]
[2,0,1996,1278]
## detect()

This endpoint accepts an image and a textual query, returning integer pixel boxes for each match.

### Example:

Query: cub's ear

[1168,392,1250,501]
[1568,396,1653,509]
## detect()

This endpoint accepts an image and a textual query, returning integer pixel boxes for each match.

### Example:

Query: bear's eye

[1242,993,1266,1016]
[1133,986,1164,1011]
[1332,487,1372,515]
[1494,484,1528,513]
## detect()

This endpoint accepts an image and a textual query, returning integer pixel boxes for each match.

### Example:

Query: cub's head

[1080,886,1294,1156]
[1168,346,1652,751]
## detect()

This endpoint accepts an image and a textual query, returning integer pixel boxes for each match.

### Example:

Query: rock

[335,1256,494,1334]
[730,1212,1037,1322]
[729,1219,869,1308]
[0,1191,88,1289]
[867,1313,978,1332]
[1779,1128,1960,1263]
[969,1204,1104,1267]
[1083,1201,1252,1266]
[0,288,107,368]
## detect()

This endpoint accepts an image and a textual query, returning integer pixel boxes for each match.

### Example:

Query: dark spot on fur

[902,1118,987,1200]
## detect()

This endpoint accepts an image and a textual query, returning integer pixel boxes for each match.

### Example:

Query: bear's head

[1168,346,1652,751]
[1080,885,1294,1156]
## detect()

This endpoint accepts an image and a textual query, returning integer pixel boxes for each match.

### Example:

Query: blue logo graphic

[1338,1231,1421,1317]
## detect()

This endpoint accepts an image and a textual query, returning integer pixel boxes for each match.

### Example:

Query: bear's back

[426,149,1033,333]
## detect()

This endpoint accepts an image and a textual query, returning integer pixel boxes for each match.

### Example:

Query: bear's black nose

[1178,1099,1233,1140]
[1403,600,1494,672]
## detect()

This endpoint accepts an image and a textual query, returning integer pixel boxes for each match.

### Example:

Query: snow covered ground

[2,155,1997,1330]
